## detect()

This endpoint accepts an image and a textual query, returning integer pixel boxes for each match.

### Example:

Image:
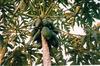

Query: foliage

[0,0,100,66]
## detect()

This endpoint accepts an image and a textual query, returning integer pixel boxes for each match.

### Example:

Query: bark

[0,46,7,64]
[41,35,51,66]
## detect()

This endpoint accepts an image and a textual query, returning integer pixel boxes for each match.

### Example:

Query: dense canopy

[0,0,100,66]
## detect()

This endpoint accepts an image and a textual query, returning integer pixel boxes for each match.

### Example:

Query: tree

[0,0,100,66]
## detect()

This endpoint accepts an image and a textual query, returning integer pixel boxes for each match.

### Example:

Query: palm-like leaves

[0,0,100,66]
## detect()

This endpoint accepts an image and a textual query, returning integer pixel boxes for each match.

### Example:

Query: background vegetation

[0,0,100,66]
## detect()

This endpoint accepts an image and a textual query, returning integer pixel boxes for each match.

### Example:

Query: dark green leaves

[58,0,68,5]
[0,35,4,43]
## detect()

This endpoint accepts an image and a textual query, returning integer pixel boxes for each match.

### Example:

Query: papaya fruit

[42,20,59,34]
[41,27,52,40]
[42,20,55,30]
[41,27,59,48]
[34,18,42,28]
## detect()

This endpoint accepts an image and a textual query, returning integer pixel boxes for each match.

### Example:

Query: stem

[41,35,51,66]
[0,45,7,64]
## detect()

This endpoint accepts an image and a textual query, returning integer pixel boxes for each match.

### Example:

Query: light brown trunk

[0,46,7,64]
[41,35,51,66]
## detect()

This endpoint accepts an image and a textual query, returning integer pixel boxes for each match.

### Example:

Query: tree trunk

[0,46,7,64]
[41,35,51,66]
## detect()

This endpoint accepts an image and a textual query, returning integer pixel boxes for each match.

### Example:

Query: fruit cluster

[32,18,59,48]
